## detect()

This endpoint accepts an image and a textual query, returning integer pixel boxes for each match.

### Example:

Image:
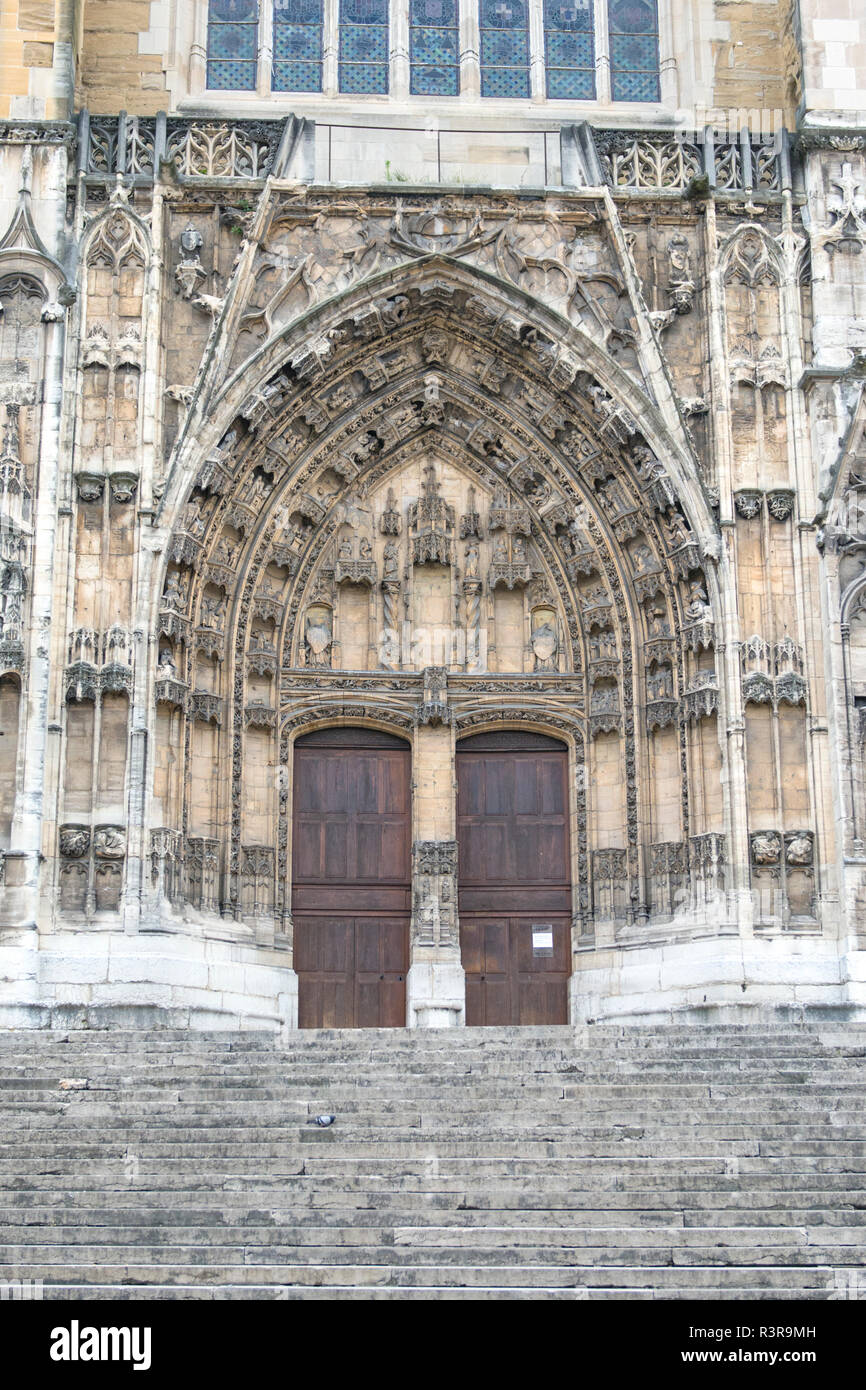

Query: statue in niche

[163,570,186,608]
[200,592,226,629]
[685,577,711,623]
[464,541,479,578]
[304,607,332,668]
[338,535,353,561]
[157,646,176,676]
[512,535,527,563]
[589,630,617,662]
[359,536,372,560]
[645,600,670,638]
[250,627,270,650]
[664,512,690,549]
[631,543,656,575]
[182,505,207,540]
[647,666,673,701]
[383,542,400,581]
[493,534,508,563]
[213,536,236,567]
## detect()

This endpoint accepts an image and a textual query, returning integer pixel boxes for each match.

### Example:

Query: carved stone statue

[383,542,400,580]
[304,609,332,668]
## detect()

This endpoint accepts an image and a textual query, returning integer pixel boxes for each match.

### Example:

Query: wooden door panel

[459,917,483,975]
[293,730,410,1029]
[295,916,407,1028]
[517,976,568,1027]
[513,916,571,973]
[457,734,572,1026]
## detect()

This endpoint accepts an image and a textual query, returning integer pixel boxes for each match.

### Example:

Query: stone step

[3,1025,865,1299]
[6,1203,866,1228]
[28,1282,840,1301]
[0,1259,845,1288]
[3,1220,866,1249]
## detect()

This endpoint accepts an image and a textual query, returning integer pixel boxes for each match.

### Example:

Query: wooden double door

[457,731,572,1026]
[292,725,573,1029]
[292,727,411,1029]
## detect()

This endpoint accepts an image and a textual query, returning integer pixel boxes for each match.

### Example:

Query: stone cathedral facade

[0,0,865,1032]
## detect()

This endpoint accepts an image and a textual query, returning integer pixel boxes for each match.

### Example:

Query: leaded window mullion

[259,0,274,94]
[323,0,339,94]
[595,0,610,104]
[528,0,546,101]
[460,0,482,100]
[391,0,410,98]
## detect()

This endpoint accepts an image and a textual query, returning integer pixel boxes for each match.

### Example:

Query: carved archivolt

[151,261,722,922]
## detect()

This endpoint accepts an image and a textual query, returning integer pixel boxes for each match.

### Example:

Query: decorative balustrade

[76,112,793,195]
[595,128,788,194]
[81,113,283,180]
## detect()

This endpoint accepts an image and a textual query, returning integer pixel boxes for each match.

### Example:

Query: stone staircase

[1,1024,865,1300]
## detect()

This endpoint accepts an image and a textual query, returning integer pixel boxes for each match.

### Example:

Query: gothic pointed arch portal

[150,255,727,1020]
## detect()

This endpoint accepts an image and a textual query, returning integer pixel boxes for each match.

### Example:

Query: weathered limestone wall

[75,0,168,116]
[1,2,866,1030]
[1,0,75,120]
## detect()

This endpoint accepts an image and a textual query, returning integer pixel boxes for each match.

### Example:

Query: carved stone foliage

[58,824,125,915]
[59,825,90,859]
[734,489,763,520]
[750,830,782,870]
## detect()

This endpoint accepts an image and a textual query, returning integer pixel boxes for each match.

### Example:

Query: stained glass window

[544,0,595,100]
[273,0,323,92]
[608,0,659,101]
[207,0,259,90]
[410,0,460,97]
[479,0,529,98]
[339,0,389,93]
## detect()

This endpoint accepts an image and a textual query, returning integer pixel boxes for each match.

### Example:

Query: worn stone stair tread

[2,1025,865,1300]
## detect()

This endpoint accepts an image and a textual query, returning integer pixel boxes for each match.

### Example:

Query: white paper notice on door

[532,925,554,956]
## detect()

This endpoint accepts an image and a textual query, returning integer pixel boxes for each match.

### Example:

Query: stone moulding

[646,698,679,732]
